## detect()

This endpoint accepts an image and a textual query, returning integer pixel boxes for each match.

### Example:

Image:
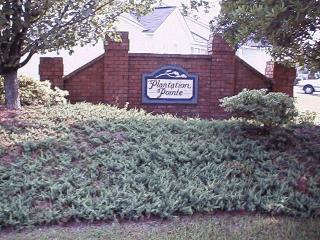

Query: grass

[1,214,319,240]
[0,103,320,229]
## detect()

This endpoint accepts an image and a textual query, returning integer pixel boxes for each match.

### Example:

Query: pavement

[294,86,320,123]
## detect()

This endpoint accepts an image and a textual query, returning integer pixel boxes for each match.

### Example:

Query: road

[294,86,320,123]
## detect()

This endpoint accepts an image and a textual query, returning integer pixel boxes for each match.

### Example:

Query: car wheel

[303,85,314,94]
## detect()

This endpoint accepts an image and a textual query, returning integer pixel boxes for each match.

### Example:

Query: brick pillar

[208,34,236,117]
[265,61,296,96]
[103,32,129,107]
[39,57,64,89]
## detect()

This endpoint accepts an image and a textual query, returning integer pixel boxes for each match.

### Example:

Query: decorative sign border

[142,65,198,104]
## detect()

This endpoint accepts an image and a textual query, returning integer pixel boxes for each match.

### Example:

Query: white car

[296,79,320,94]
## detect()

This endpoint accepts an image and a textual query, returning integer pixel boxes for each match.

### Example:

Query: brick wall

[39,57,64,89]
[104,32,129,107]
[39,32,295,118]
[64,56,104,103]
[265,61,296,96]
[236,58,271,93]
[127,54,213,117]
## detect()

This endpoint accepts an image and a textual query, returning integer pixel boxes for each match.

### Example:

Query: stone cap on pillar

[265,61,275,78]
[265,61,296,79]
[104,31,129,51]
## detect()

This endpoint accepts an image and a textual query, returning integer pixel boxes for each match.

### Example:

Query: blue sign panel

[142,65,198,104]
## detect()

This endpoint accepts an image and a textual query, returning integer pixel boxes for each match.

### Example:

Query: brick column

[39,57,64,89]
[208,34,236,117]
[103,32,129,107]
[265,61,296,96]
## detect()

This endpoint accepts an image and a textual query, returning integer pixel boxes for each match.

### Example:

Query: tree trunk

[4,69,21,110]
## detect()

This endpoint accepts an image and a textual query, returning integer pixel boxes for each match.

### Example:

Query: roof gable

[120,13,146,30]
[191,32,208,43]
[132,6,176,33]
[185,17,210,41]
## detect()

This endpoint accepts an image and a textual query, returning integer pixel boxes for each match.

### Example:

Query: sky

[19,0,221,78]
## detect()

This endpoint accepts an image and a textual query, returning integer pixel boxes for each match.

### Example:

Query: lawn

[0,103,319,231]
[1,214,320,240]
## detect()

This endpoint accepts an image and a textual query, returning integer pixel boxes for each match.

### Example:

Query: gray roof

[132,6,176,33]
[191,32,208,43]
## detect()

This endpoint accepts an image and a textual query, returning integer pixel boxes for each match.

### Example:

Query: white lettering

[147,79,193,99]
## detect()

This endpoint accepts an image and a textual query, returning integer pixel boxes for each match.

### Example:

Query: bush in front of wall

[0,75,68,106]
[219,89,298,128]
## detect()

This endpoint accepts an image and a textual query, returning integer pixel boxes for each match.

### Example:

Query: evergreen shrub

[0,103,319,228]
[220,89,298,128]
[0,75,68,106]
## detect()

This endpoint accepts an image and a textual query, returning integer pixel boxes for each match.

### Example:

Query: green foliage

[0,0,154,72]
[0,103,319,229]
[213,0,320,69]
[0,76,68,106]
[0,0,155,109]
[220,89,298,128]
[295,111,317,125]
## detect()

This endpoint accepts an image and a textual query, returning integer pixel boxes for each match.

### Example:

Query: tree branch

[19,48,35,68]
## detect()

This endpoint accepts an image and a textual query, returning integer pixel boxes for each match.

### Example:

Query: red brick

[39,33,294,119]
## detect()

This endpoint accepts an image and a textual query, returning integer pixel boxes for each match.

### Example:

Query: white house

[19,5,270,78]
[115,6,271,73]
[236,41,271,74]
[115,6,209,54]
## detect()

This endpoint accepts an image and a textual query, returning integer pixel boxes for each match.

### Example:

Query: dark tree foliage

[0,0,154,109]
[213,0,320,69]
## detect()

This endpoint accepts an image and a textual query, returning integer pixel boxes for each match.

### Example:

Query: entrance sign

[142,65,198,104]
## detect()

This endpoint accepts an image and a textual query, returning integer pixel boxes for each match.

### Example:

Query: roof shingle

[132,6,176,33]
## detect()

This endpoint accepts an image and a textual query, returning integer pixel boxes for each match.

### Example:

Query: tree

[213,0,320,70]
[0,0,154,109]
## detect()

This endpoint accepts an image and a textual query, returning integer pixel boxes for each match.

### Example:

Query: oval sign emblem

[142,65,198,104]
